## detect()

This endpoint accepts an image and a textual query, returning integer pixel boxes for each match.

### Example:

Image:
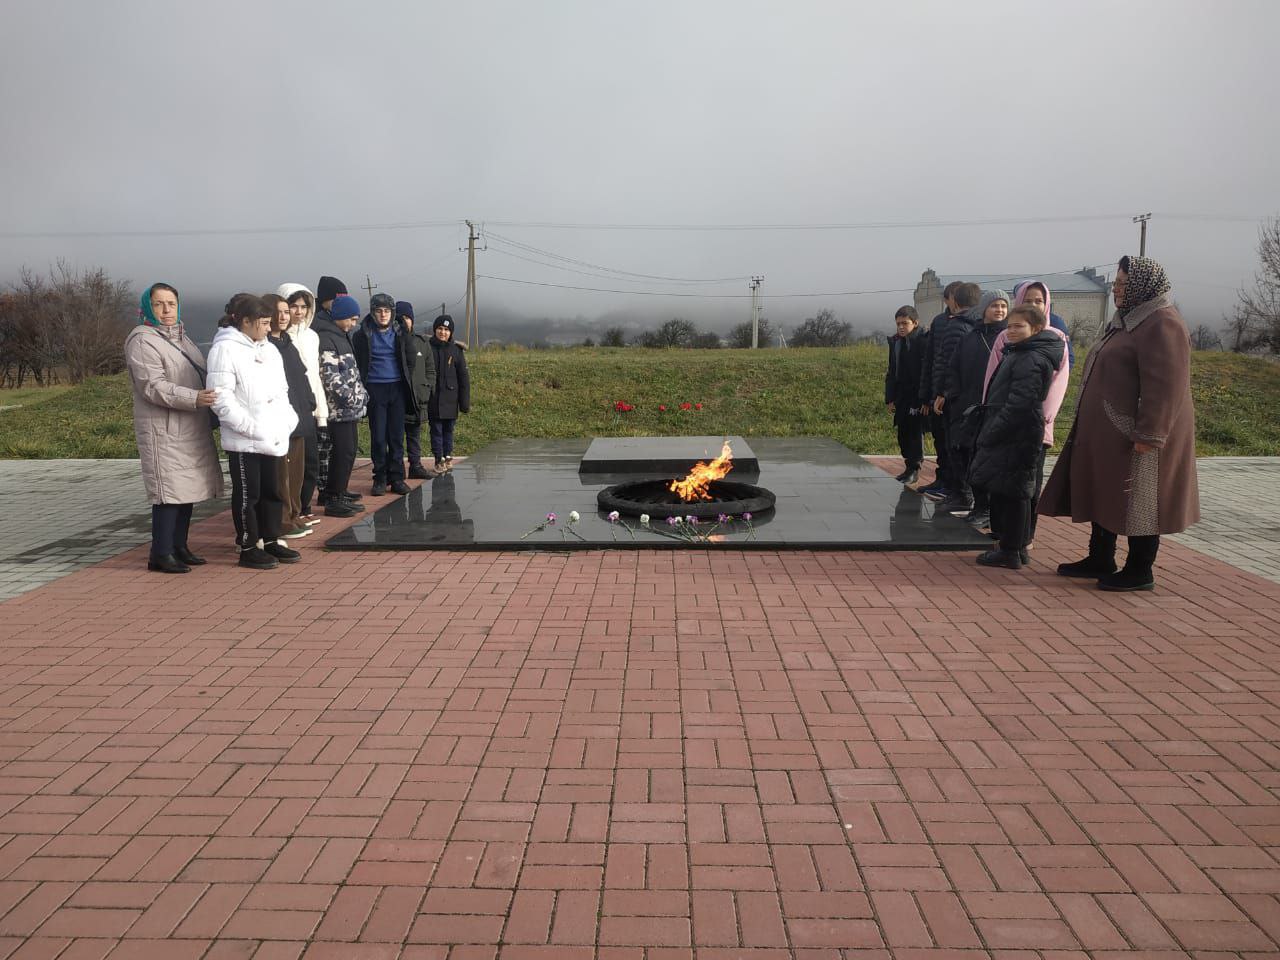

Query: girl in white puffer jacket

[207,294,300,569]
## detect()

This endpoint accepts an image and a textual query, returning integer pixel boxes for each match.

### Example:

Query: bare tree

[636,317,698,348]
[789,308,852,347]
[601,326,626,347]
[726,317,778,348]
[1229,215,1280,354]
[1189,323,1222,351]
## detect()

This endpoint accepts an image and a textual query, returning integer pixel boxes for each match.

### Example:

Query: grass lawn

[0,345,1276,459]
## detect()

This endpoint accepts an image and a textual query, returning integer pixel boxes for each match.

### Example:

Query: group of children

[884,279,1071,568]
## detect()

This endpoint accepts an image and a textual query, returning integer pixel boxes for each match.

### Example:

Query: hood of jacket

[310,311,351,344]
[211,324,268,355]
[1005,328,1065,366]
[277,282,316,332]
[1013,280,1052,321]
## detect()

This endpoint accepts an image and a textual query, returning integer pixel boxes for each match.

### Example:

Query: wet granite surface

[324,437,992,551]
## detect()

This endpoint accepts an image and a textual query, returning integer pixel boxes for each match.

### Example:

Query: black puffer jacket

[406,328,436,425]
[945,320,1006,448]
[922,310,972,400]
[885,328,925,420]
[269,331,317,439]
[917,311,944,402]
[427,337,470,420]
[969,331,1065,499]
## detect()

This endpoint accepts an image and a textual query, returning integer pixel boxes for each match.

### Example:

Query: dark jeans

[367,381,408,484]
[228,451,284,549]
[929,414,949,488]
[989,494,1031,551]
[1028,444,1048,541]
[429,417,456,459]
[301,431,320,514]
[405,418,424,467]
[896,413,924,470]
[325,420,357,504]
[151,503,194,559]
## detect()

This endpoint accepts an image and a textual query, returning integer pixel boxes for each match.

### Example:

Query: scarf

[1118,256,1171,318]
[138,283,182,332]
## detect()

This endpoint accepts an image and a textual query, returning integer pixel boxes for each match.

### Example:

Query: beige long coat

[124,324,225,505]
[1039,294,1200,536]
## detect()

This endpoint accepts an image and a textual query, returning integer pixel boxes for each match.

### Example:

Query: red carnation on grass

[659,404,667,412]
[680,402,692,411]
[614,401,634,412]
[695,402,703,410]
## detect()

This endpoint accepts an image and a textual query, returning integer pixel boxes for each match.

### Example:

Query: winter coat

[351,316,418,405]
[945,320,1006,449]
[1039,294,1200,535]
[1048,313,1074,367]
[884,327,925,423]
[427,337,470,421]
[124,324,225,506]
[917,311,944,402]
[206,327,298,456]
[277,283,329,427]
[312,314,369,422]
[969,331,1065,500]
[269,331,317,439]
[406,328,437,425]
[983,325,1070,446]
[923,310,972,400]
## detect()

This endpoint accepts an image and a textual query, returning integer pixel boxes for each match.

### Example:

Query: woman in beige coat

[1039,255,1200,592]
[124,283,225,573]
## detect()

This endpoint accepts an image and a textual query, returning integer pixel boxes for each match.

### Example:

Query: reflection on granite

[325,437,992,551]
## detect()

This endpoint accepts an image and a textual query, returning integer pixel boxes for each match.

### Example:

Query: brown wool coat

[1039,294,1200,536]
[124,324,225,506]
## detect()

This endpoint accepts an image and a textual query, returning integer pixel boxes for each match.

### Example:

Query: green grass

[0,346,1276,459]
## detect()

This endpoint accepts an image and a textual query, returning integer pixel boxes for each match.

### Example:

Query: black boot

[148,553,190,574]
[1099,535,1159,592]
[174,546,207,566]
[977,548,1022,569]
[899,468,919,485]
[1058,523,1118,578]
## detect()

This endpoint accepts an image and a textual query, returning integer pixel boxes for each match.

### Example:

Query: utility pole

[749,276,764,348]
[439,302,446,317]
[463,220,480,348]
[362,274,378,301]
[1132,213,1151,257]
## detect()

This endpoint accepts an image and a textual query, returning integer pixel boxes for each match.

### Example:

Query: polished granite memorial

[325,437,992,551]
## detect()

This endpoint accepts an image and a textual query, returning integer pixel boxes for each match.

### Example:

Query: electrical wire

[482,228,751,283]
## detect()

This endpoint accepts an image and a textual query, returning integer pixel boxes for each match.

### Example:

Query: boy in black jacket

[427,315,470,473]
[920,281,979,500]
[968,304,1065,569]
[398,301,436,479]
[884,306,925,484]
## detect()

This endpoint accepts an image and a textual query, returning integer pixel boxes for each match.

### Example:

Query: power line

[0,219,462,240]
[482,229,751,283]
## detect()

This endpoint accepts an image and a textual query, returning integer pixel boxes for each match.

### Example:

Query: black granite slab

[579,435,759,476]
[325,437,993,552]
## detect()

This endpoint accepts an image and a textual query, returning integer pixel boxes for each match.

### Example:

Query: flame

[670,441,733,501]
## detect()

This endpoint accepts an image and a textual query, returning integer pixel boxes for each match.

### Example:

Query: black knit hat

[434,314,454,331]
[316,276,347,303]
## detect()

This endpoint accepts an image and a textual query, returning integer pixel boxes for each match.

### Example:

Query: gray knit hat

[975,288,1010,320]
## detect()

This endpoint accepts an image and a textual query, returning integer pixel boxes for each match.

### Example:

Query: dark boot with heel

[1058,523,1118,578]
[1098,535,1159,592]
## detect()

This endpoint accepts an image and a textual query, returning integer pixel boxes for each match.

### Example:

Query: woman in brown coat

[124,283,225,573]
[1039,255,1200,591]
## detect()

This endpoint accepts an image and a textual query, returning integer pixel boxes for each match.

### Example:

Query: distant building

[913,267,1111,340]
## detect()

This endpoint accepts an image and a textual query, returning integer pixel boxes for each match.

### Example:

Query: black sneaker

[976,549,1022,570]
[239,547,278,570]
[966,511,991,529]
[371,482,387,497]
[921,487,950,502]
[407,463,431,480]
[899,469,919,485]
[1019,549,1030,565]
[264,542,301,564]
[390,479,410,496]
[939,496,974,514]
[343,491,363,502]
[337,497,365,512]
[325,501,358,518]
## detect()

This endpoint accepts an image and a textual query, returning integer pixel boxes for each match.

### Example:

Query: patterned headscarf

[1118,256,1171,318]
[138,283,181,328]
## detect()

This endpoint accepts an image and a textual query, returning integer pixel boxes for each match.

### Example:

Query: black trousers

[1027,444,1048,541]
[429,418,456,459]
[895,414,924,470]
[228,452,284,549]
[405,418,424,467]
[151,503,194,559]
[989,494,1032,551]
[929,415,949,488]
[301,431,320,514]
[367,381,407,483]
[950,442,974,502]
[325,420,357,503]
[316,425,332,501]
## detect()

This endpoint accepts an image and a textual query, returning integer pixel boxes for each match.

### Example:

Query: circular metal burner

[597,478,775,520]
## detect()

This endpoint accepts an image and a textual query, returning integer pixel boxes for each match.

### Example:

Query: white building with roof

[913,267,1111,341]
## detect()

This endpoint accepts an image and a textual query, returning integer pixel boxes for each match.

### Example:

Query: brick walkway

[0,478,1278,957]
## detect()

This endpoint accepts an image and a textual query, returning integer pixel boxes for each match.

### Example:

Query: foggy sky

[2,0,1277,339]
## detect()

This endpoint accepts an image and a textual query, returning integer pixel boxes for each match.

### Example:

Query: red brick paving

[0,468,1278,959]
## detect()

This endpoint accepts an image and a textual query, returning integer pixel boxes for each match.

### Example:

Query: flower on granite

[568,510,580,523]
[717,513,730,523]
[742,512,752,522]
[687,516,699,525]
[639,513,650,525]
[608,510,620,523]
[667,516,679,526]
[546,512,557,523]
